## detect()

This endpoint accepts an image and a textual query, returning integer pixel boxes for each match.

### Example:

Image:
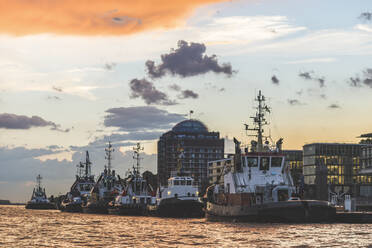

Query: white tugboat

[83,142,124,214]
[148,146,204,217]
[60,151,95,212]
[25,174,55,210]
[204,90,336,222]
[108,143,155,215]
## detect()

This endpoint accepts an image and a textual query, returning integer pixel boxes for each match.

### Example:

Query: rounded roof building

[172,119,209,134]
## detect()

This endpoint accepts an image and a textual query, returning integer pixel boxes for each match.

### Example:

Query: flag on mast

[189,110,194,119]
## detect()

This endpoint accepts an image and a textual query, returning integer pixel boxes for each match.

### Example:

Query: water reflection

[0,206,371,247]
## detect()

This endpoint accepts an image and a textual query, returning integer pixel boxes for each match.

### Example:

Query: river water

[0,205,371,247]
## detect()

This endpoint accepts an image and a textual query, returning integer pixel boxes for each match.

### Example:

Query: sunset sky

[1,0,372,202]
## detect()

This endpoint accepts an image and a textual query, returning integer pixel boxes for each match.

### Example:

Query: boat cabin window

[247,157,258,167]
[259,157,270,171]
[186,180,192,185]
[271,157,282,167]
[174,180,180,186]
[181,180,186,185]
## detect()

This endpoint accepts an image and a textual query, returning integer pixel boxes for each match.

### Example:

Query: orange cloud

[0,0,227,36]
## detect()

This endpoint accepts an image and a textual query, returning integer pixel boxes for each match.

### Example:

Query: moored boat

[25,174,55,210]
[83,142,124,214]
[148,146,204,218]
[60,151,95,212]
[204,90,336,222]
[108,143,156,215]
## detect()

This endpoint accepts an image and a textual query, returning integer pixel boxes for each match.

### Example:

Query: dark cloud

[104,62,116,71]
[74,131,163,151]
[51,126,71,133]
[364,69,372,87]
[271,75,279,85]
[0,146,59,161]
[146,40,235,79]
[349,77,362,87]
[70,141,137,151]
[318,77,325,88]
[47,96,61,101]
[111,16,142,25]
[0,113,68,132]
[104,106,186,131]
[129,78,177,105]
[52,86,63,92]
[178,90,199,99]
[328,104,341,109]
[298,71,325,88]
[168,84,199,99]
[299,72,312,80]
[169,84,181,91]
[287,99,304,106]
[349,69,372,88]
[47,145,63,150]
[359,12,372,21]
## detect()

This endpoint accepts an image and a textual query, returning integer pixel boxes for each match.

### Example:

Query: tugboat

[148,146,204,217]
[25,174,55,210]
[204,90,336,223]
[60,151,95,212]
[83,142,124,214]
[108,143,155,215]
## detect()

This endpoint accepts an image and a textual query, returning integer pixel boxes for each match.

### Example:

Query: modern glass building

[358,133,372,198]
[303,143,364,201]
[157,119,224,191]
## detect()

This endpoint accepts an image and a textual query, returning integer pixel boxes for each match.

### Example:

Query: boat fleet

[25,90,338,222]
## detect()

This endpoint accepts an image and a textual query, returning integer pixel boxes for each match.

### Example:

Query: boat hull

[205,200,336,223]
[25,202,56,210]
[60,202,83,213]
[108,204,146,216]
[152,198,204,218]
[82,202,108,214]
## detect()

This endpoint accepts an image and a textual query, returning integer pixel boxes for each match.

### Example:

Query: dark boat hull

[205,200,336,223]
[151,198,204,218]
[60,202,83,213]
[108,204,146,216]
[25,202,56,210]
[82,202,108,214]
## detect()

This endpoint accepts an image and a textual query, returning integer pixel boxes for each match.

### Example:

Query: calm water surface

[0,205,371,247]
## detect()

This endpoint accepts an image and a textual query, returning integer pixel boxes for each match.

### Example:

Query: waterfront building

[357,134,372,204]
[207,156,234,185]
[283,150,303,187]
[157,119,224,191]
[303,143,365,201]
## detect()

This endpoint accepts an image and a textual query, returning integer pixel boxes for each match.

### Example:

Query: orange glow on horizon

[0,0,227,36]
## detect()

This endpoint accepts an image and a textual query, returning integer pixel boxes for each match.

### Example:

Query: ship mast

[105,142,114,173]
[245,90,270,152]
[36,174,42,191]
[85,151,92,178]
[133,142,144,176]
